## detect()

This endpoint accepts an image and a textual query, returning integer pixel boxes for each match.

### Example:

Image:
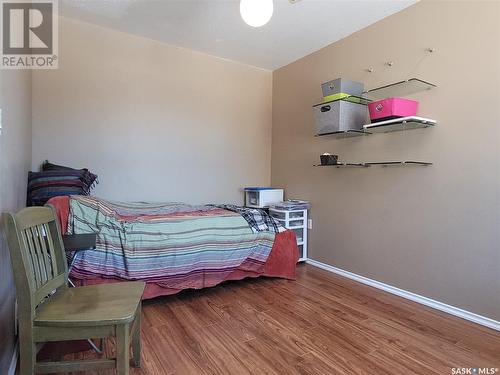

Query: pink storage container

[368,97,419,123]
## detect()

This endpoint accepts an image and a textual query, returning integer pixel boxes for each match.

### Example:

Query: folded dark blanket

[210,204,286,234]
[27,161,98,206]
[42,160,98,191]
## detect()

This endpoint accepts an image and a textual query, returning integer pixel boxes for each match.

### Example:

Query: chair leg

[19,341,35,375]
[116,323,130,375]
[132,310,141,368]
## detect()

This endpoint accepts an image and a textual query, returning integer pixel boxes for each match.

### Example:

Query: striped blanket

[67,196,277,290]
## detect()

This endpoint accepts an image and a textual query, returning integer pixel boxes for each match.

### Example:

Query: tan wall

[32,17,272,204]
[0,70,32,373]
[272,1,500,320]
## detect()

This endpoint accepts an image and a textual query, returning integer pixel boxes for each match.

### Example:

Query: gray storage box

[321,78,364,98]
[313,100,367,135]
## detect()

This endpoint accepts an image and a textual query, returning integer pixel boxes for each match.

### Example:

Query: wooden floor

[58,264,499,374]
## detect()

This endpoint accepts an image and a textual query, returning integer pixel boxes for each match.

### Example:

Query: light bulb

[240,0,274,28]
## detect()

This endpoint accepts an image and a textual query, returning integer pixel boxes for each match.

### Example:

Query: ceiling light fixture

[240,0,274,28]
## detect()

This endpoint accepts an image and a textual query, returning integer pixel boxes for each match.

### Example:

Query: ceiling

[60,0,417,70]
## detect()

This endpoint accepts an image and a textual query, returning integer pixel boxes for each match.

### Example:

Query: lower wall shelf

[315,130,370,138]
[314,163,368,168]
[314,161,433,168]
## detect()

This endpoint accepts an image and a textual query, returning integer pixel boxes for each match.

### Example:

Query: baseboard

[306,259,500,332]
[7,341,18,375]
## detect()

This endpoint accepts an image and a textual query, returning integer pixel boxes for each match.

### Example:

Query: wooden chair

[3,206,145,375]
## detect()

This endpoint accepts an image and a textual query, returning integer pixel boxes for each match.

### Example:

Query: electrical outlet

[307,219,312,229]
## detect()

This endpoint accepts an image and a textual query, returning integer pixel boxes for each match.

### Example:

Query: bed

[48,195,299,299]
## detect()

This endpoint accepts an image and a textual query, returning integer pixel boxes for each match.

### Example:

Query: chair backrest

[3,206,68,318]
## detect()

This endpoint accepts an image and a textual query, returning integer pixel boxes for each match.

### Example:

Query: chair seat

[35,281,145,327]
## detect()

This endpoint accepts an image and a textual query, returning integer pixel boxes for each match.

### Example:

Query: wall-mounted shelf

[314,129,371,138]
[314,162,369,168]
[313,78,436,165]
[315,117,436,138]
[363,116,437,133]
[314,95,372,107]
[366,161,433,167]
[363,78,437,100]
[314,161,433,168]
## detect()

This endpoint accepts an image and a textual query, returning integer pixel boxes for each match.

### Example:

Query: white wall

[0,69,32,374]
[32,17,273,204]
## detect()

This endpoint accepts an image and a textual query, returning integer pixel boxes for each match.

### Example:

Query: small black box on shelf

[320,154,338,165]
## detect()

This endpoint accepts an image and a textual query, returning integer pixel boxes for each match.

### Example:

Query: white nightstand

[269,208,308,262]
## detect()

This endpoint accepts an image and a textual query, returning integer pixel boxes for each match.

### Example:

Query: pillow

[27,161,98,206]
